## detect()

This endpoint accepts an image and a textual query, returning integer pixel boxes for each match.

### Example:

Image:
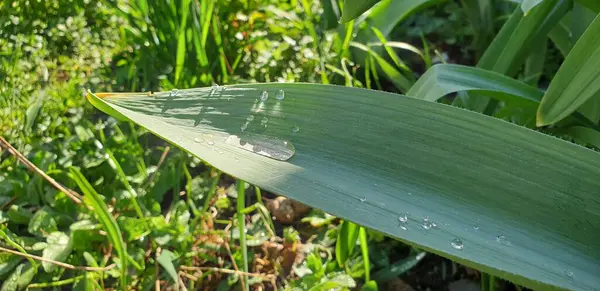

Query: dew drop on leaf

[496,235,511,246]
[275,89,285,100]
[422,217,434,230]
[565,269,574,278]
[225,133,295,161]
[292,126,300,133]
[450,238,464,250]
[194,137,204,143]
[260,90,268,101]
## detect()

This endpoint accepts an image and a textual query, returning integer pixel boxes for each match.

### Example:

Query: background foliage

[1,0,597,290]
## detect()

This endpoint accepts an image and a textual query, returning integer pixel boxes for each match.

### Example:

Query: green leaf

[7,205,32,225]
[575,0,600,12]
[336,220,360,267]
[309,272,356,291]
[360,280,378,291]
[0,253,21,277]
[566,126,600,148]
[464,0,570,112]
[42,232,73,272]
[340,0,381,23]
[350,42,413,92]
[157,249,178,283]
[27,206,58,237]
[372,251,426,282]
[521,0,545,14]
[407,64,543,105]
[88,85,600,290]
[0,263,36,291]
[69,167,128,290]
[537,14,600,126]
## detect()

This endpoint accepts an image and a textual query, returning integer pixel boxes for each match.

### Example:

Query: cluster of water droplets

[226,89,298,161]
[421,217,437,230]
[398,213,408,230]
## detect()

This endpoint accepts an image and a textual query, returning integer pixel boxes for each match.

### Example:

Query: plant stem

[236,179,249,291]
[359,227,370,281]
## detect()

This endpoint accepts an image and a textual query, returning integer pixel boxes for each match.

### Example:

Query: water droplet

[194,137,204,143]
[241,122,248,131]
[275,89,285,100]
[292,126,300,133]
[211,84,221,95]
[496,235,511,246]
[422,217,434,230]
[359,196,366,202]
[408,192,412,196]
[261,117,269,127]
[225,133,295,161]
[260,90,269,101]
[207,140,215,146]
[170,88,179,97]
[565,269,574,278]
[247,115,255,122]
[473,225,480,231]
[398,214,408,230]
[218,150,224,155]
[234,156,239,160]
[450,238,464,250]
[398,214,408,223]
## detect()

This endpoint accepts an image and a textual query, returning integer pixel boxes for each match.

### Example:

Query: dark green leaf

[537,14,600,125]
[340,0,381,23]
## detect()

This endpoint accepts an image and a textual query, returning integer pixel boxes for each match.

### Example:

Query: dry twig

[0,246,115,271]
[0,136,83,204]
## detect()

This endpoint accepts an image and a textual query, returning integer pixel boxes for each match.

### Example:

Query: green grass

[2,0,600,290]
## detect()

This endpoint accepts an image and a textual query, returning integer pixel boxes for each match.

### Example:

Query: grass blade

[407,64,543,105]
[340,0,381,22]
[336,220,360,267]
[521,0,545,14]
[69,167,128,290]
[537,14,600,126]
[236,180,249,291]
[358,227,370,281]
[350,42,413,92]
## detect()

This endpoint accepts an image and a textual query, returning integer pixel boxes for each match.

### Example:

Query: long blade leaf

[87,85,600,290]
[69,168,128,289]
[537,14,600,126]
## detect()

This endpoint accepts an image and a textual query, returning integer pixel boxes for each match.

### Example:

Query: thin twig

[223,239,245,291]
[155,247,162,291]
[0,136,83,204]
[0,246,115,271]
[180,266,275,280]
[179,271,198,282]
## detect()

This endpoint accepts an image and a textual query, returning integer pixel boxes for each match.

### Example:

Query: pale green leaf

[537,14,600,126]
[87,85,600,290]
[42,232,73,272]
[27,206,58,237]
[0,263,36,291]
[157,249,179,283]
